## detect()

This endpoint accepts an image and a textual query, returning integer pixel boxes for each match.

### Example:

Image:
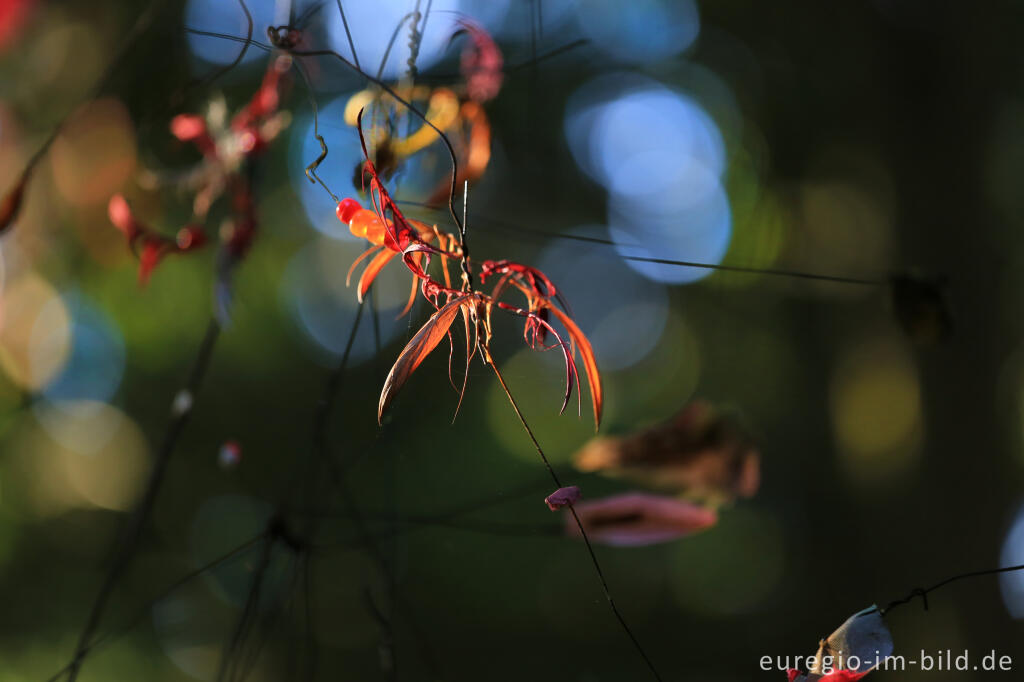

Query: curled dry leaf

[787,607,893,681]
[565,492,717,547]
[575,400,758,503]
[544,485,581,511]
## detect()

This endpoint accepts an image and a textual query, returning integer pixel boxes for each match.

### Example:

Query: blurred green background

[1,0,1024,680]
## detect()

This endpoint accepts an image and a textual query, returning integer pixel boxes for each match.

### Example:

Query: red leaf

[545,304,603,429]
[378,295,470,423]
[138,239,166,286]
[107,193,138,241]
[357,248,398,302]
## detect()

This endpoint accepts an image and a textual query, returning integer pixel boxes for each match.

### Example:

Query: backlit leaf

[378,295,470,422]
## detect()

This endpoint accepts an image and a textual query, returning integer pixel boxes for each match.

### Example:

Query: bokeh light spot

[574,0,699,64]
[281,236,409,362]
[325,0,511,82]
[9,401,148,515]
[0,273,71,391]
[565,74,732,284]
[1000,502,1024,618]
[830,336,922,483]
[42,292,125,404]
[184,0,275,67]
[50,98,136,206]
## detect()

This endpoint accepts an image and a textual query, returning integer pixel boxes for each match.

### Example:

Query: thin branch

[335,1,361,70]
[65,318,222,682]
[197,0,254,91]
[482,346,664,682]
[44,534,262,682]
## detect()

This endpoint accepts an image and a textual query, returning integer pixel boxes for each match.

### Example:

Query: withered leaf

[574,400,759,503]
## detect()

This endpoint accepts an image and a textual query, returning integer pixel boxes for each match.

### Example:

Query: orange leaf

[546,305,603,429]
[378,295,470,422]
[357,248,397,302]
[346,244,382,286]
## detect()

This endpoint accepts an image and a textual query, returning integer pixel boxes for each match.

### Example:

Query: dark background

[1,0,1023,680]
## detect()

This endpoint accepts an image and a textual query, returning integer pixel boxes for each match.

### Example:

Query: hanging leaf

[378,295,471,422]
[357,248,398,302]
[574,400,759,504]
[545,303,602,429]
[565,492,717,546]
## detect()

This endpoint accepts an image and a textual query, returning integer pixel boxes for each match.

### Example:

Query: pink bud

[544,485,581,511]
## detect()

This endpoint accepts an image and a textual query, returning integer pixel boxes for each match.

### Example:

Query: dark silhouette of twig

[335,1,361,70]
[215,515,304,682]
[198,0,254,91]
[65,318,222,681]
[44,533,263,682]
[882,563,1024,615]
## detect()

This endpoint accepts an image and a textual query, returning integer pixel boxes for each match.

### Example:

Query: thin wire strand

[335,1,361,70]
[395,199,887,287]
[882,563,1024,615]
[43,534,263,682]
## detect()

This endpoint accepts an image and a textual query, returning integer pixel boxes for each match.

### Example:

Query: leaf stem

[482,346,664,682]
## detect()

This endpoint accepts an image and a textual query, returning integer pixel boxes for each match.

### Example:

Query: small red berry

[336,197,361,224]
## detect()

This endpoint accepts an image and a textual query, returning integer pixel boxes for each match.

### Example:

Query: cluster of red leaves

[337,148,602,429]
[105,55,291,295]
